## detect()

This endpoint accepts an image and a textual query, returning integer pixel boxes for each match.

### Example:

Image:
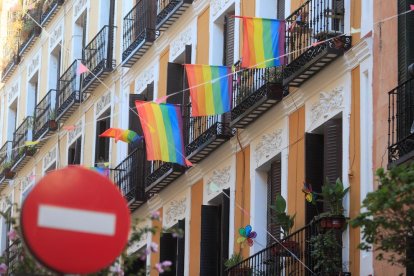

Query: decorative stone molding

[27,53,40,78]
[74,0,87,19]
[310,87,344,126]
[43,147,57,171]
[211,0,232,17]
[8,82,19,104]
[170,27,193,61]
[68,120,82,145]
[255,129,283,165]
[164,197,187,228]
[135,66,154,94]
[95,92,111,116]
[206,166,231,195]
[49,23,63,50]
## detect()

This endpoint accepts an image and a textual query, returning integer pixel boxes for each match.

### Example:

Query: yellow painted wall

[150,207,163,276]
[189,180,203,275]
[158,48,170,99]
[349,67,361,275]
[288,106,306,229]
[351,0,361,45]
[240,0,255,56]
[234,145,250,259]
[196,7,210,64]
[83,108,94,166]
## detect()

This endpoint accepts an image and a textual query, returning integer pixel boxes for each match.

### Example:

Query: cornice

[344,34,373,71]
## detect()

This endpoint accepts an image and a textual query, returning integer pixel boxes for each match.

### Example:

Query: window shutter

[277,0,285,20]
[176,219,185,276]
[160,233,177,276]
[323,118,342,186]
[220,189,230,275]
[305,133,324,224]
[143,82,154,101]
[267,158,282,245]
[398,0,414,83]
[200,205,220,276]
[223,13,235,66]
[167,62,184,105]
[128,94,146,154]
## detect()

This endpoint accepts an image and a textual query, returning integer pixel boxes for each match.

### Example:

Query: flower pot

[228,267,251,276]
[48,120,58,131]
[319,216,347,230]
[271,240,300,257]
[25,148,36,157]
[4,168,16,179]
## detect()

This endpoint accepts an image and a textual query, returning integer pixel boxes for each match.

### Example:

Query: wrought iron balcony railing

[56,60,82,122]
[1,54,20,83]
[41,0,64,26]
[231,63,284,128]
[226,219,343,275]
[5,239,22,275]
[145,160,185,198]
[156,0,193,32]
[0,141,14,186]
[185,104,234,163]
[388,78,414,165]
[18,9,42,57]
[34,89,58,142]
[83,25,116,92]
[122,0,156,67]
[113,146,147,211]
[12,116,36,171]
[283,0,351,87]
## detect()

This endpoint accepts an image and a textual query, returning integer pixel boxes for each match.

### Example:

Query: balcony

[113,146,147,211]
[56,60,82,122]
[1,54,20,83]
[185,104,234,163]
[122,0,156,67]
[388,78,414,165]
[231,64,284,128]
[34,89,58,144]
[5,239,22,275]
[11,116,36,173]
[156,0,193,32]
[41,0,64,26]
[82,25,116,93]
[0,141,14,188]
[283,0,351,87]
[145,161,185,198]
[226,220,344,275]
[17,10,42,57]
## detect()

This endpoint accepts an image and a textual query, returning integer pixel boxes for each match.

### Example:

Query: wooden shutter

[220,189,230,276]
[160,233,177,276]
[200,205,220,276]
[398,0,414,83]
[128,94,146,154]
[176,219,185,276]
[166,62,184,105]
[223,13,235,66]
[267,158,282,245]
[143,82,154,101]
[305,133,324,224]
[323,118,342,186]
[277,0,285,20]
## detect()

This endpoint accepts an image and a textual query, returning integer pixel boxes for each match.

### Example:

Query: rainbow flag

[238,16,285,68]
[135,101,187,166]
[185,64,232,116]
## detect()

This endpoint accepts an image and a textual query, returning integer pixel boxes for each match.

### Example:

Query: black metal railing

[185,103,221,146]
[5,239,22,275]
[0,141,13,169]
[388,78,414,163]
[12,117,34,161]
[83,25,116,87]
[122,0,156,62]
[1,54,20,82]
[112,147,146,203]
[18,8,42,55]
[34,89,57,139]
[40,0,64,25]
[285,0,345,64]
[156,0,192,29]
[57,60,81,118]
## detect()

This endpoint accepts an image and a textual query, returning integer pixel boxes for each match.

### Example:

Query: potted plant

[48,108,58,131]
[224,252,251,276]
[269,195,298,256]
[2,161,15,179]
[25,146,37,157]
[316,178,349,230]
[310,229,343,275]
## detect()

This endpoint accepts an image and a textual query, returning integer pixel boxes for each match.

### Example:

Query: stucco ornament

[311,87,344,125]
[164,198,187,226]
[255,129,283,164]
[206,166,231,195]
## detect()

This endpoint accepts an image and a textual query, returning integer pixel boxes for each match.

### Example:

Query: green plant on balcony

[310,229,343,275]
[350,164,414,269]
[48,108,58,130]
[225,252,251,276]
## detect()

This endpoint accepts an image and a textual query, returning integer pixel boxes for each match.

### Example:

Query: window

[7,100,17,141]
[45,162,57,174]
[0,207,11,254]
[95,109,111,166]
[68,137,82,165]
[267,157,282,245]
[73,11,87,60]
[200,189,230,276]
[398,0,414,83]
[124,247,147,275]
[223,12,235,66]
[27,72,39,117]
[159,220,185,276]
[305,118,342,223]
[49,45,62,90]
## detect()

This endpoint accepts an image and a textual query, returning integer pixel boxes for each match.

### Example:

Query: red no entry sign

[21,166,131,274]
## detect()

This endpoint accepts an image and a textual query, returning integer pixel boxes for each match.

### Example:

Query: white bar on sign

[38,204,116,236]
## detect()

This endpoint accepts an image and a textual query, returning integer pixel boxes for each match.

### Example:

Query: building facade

[0,0,405,275]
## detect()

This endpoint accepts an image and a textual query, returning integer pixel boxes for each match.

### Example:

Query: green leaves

[320,177,349,216]
[269,195,295,238]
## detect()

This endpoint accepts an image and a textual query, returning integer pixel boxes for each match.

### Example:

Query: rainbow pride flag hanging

[237,16,285,68]
[184,64,232,116]
[135,101,188,166]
